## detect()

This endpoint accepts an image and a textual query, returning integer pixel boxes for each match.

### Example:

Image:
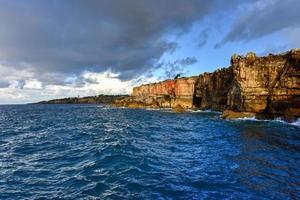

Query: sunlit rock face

[130,68,234,111]
[131,77,197,108]
[172,77,198,108]
[117,49,300,121]
[228,49,300,120]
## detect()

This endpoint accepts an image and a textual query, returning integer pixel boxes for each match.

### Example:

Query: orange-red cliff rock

[114,49,300,121]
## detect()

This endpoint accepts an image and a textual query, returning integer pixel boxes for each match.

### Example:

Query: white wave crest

[187,109,222,113]
[291,119,300,127]
[230,116,300,127]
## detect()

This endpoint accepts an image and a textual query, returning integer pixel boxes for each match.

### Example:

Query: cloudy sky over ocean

[0,0,299,104]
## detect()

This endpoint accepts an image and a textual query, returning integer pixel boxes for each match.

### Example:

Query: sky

[0,0,300,104]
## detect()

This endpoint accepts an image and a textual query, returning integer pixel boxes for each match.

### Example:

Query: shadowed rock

[172,104,186,113]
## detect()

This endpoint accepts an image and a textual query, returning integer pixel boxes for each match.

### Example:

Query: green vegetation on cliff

[36,94,129,104]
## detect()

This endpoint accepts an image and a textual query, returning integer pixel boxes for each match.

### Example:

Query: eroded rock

[172,104,186,113]
[221,110,256,119]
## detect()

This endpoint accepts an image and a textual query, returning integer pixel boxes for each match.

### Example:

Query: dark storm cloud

[0,0,224,83]
[173,57,198,66]
[216,0,300,47]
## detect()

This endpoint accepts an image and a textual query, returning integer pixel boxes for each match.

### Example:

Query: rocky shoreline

[114,49,300,122]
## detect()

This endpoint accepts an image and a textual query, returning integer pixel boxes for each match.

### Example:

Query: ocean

[0,104,299,199]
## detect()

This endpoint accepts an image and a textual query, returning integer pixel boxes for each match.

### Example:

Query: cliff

[194,67,234,111]
[115,49,300,121]
[228,50,300,120]
[115,77,197,109]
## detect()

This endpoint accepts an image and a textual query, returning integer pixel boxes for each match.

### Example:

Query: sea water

[0,104,299,199]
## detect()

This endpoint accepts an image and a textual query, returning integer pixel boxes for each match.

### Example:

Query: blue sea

[0,104,299,199]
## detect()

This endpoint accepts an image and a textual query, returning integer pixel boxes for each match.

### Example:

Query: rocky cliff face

[115,49,300,120]
[194,67,234,111]
[125,77,197,108]
[228,50,300,120]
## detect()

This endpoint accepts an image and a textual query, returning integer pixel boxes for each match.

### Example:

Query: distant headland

[36,95,129,105]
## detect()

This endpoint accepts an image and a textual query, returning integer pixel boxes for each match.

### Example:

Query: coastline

[35,49,300,123]
[114,49,300,122]
[35,94,129,105]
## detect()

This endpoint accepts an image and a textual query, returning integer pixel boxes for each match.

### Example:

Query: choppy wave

[230,116,267,121]
[0,104,299,199]
[145,107,171,111]
[229,116,300,127]
[274,118,300,127]
[291,118,300,126]
[186,109,222,114]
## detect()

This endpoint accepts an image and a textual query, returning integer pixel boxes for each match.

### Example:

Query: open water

[0,104,299,199]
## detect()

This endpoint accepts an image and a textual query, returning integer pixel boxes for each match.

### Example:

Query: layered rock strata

[115,49,300,120]
[116,77,198,109]
[227,49,300,120]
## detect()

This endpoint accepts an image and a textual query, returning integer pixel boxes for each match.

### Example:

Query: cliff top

[134,48,299,89]
[136,76,199,88]
[231,48,300,64]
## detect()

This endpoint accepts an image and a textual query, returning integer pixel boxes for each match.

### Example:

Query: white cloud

[0,70,160,104]
[8,80,22,89]
[23,79,43,89]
